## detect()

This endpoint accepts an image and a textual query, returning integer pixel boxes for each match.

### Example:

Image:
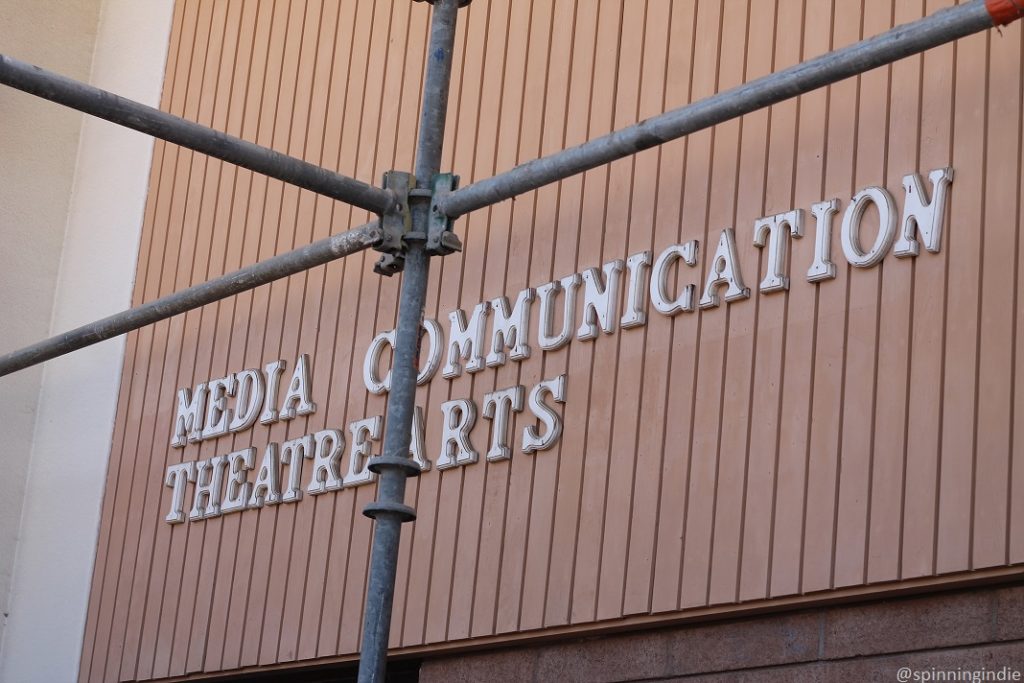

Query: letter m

[443,302,490,379]
[171,383,207,448]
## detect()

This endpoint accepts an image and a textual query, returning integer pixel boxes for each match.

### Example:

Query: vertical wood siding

[79,1,1024,680]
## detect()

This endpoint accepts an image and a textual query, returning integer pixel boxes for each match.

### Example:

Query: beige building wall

[0,1,174,681]
[0,0,103,646]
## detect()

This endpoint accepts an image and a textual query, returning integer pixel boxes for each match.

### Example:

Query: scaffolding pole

[0,222,380,377]
[0,54,396,215]
[356,0,461,680]
[1,0,1023,678]
[437,0,1022,218]
[2,0,1020,381]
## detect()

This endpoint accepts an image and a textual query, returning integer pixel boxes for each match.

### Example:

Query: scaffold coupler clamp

[425,173,462,256]
[373,170,414,276]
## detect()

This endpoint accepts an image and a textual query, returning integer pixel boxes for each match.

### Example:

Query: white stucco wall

[0,1,174,681]
[0,0,103,646]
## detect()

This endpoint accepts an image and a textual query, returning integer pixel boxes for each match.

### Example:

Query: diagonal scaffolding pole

[0,222,380,377]
[355,0,1024,678]
[0,0,1022,676]
[2,0,1020,384]
[437,0,1024,218]
[357,0,461,680]
[0,54,395,215]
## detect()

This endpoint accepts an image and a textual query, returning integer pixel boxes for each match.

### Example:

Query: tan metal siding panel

[78,2,1024,680]
[149,3,224,675]
[1014,28,1024,569]
[769,0,830,600]
[175,2,243,673]
[538,0,600,630]
[867,0,916,586]
[738,0,800,604]
[420,0,485,647]
[681,0,735,611]
[803,0,854,596]
[974,15,1021,570]
[618,0,675,618]
[596,0,652,622]
[649,0,701,614]
[709,0,772,608]
[900,0,954,582]
[93,2,200,679]
[939,15,986,575]
[834,0,888,592]
[108,8,194,677]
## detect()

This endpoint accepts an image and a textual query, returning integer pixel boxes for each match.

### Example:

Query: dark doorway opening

[210,659,420,683]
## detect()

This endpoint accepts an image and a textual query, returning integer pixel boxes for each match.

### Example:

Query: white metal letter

[346,416,382,486]
[307,429,345,495]
[841,186,897,268]
[364,320,444,392]
[621,251,652,328]
[893,167,954,257]
[201,374,238,440]
[436,399,478,470]
[417,319,444,385]
[487,288,535,367]
[221,447,256,514]
[247,442,282,508]
[280,434,313,503]
[537,273,581,351]
[650,241,699,315]
[523,374,567,454]
[164,461,196,524]
[229,369,265,432]
[753,209,804,292]
[577,259,625,340]
[171,383,207,448]
[807,199,840,282]
[189,455,228,521]
[482,385,525,461]
[699,228,750,308]
[260,359,287,425]
[363,330,395,395]
[280,353,317,420]
[410,405,430,472]
[443,302,491,379]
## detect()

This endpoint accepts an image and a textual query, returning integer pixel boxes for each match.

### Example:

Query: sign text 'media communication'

[163,167,953,525]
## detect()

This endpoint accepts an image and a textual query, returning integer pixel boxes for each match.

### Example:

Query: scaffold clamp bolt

[426,173,462,256]
[373,170,415,276]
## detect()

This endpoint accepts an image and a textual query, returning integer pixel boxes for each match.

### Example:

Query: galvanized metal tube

[0,223,380,377]
[438,0,1005,218]
[357,1,461,681]
[0,54,395,215]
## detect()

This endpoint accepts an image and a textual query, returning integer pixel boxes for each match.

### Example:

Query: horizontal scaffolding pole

[0,222,381,377]
[0,54,395,216]
[437,0,1021,218]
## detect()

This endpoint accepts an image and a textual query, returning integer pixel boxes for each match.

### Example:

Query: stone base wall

[420,583,1024,682]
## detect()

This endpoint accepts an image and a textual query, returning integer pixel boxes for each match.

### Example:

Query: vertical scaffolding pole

[357,1,462,680]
